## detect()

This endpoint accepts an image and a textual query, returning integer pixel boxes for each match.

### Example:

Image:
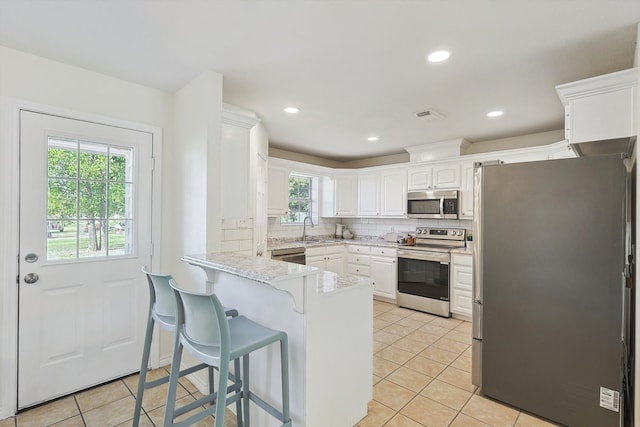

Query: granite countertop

[182,252,372,295]
[317,271,373,294]
[182,252,319,285]
[269,236,398,251]
[451,246,473,255]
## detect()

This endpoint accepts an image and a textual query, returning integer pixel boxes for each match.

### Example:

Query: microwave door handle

[440,197,444,216]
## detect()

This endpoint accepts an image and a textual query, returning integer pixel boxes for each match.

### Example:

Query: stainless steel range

[397,227,466,317]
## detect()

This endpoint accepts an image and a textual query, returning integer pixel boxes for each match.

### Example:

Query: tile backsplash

[267,216,472,240]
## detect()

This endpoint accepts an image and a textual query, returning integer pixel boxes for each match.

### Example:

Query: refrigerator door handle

[472,300,482,340]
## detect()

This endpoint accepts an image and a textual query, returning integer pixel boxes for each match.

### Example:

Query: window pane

[47,220,79,260]
[78,180,107,219]
[79,142,108,180]
[79,219,107,258]
[108,182,132,219]
[108,219,131,255]
[48,139,77,178]
[109,147,132,182]
[48,178,77,219]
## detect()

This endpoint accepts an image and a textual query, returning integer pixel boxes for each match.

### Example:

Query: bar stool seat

[133,267,241,427]
[166,279,292,427]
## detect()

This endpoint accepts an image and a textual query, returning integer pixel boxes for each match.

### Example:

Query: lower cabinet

[306,245,345,275]
[451,253,473,317]
[347,245,397,301]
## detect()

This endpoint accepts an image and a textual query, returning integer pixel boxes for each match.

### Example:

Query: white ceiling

[1,1,640,161]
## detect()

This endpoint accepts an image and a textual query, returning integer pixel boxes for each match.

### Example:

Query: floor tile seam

[419,379,477,412]
[449,410,493,427]
[72,395,88,426]
[392,393,449,426]
[458,405,520,427]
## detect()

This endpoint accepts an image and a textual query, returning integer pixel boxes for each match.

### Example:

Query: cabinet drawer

[347,254,370,266]
[348,245,371,254]
[324,245,345,255]
[370,246,396,257]
[347,264,371,277]
[305,247,325,257]
[452,253,472,267]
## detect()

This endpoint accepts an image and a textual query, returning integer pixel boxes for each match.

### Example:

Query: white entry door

[18,111,154,409]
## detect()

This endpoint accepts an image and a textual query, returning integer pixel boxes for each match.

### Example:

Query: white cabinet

[407,166,433,190]
[306,245,345,275]
[357,174,380,216]
[451,253,473,318]
[346,245,397,300]
[556,68,637,146]
[267,167,289,216]
[334,175,357,217]
[357,170,406,217]
[407,163,461,191]
[346,245,371,277]
[370,247,397,301]
[380,171,407,216]
[460,162,475,219]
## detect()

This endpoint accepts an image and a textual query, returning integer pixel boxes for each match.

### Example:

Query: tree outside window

[282,174,312,224]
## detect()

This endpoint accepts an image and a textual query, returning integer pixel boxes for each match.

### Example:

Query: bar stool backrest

[142,266,177,321]
[169,279,231,360]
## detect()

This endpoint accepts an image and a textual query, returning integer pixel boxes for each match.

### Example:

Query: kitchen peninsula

[181,252,373,427]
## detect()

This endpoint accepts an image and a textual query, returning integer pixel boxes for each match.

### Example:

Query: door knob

[24,273,39,284]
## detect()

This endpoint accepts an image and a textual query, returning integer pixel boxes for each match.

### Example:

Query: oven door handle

[397,250,450,263]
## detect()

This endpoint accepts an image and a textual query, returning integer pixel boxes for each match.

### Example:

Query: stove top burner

[401,227,467,253]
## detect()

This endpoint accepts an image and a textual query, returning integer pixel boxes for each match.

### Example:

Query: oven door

[397,249,450,301]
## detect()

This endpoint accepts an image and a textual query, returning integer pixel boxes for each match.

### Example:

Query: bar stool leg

[163,336,184,427]
[242,355,251,427]
[133,309,155,427]
[214,359,230,427]
[234,358,244,427]
[280,336,291,425]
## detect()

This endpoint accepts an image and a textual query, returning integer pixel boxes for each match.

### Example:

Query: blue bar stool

[165,279,292,427]
[133,267,242,427]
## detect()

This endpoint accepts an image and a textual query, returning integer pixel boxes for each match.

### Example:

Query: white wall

[0,45,173,418]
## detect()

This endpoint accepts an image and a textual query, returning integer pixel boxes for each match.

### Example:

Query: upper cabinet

[357,170,407,217]
[267,166,289,216]
[334,174,357,217]
[460,162,475,219]
[380,171,407,216]
[407,163,461,191]
[357,174,380,216]
[556,68,637,154]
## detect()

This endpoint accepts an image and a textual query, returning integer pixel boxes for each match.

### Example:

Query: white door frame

[0,99,163,419]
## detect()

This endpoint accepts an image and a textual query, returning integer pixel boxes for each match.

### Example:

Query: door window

[47,137,134,260]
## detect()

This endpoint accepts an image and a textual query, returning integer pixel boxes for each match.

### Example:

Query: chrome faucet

[302,215,314,241]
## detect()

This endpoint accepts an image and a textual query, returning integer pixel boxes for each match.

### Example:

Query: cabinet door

[451,256,473,316]
[267,167,289,216]
[407,166,432,190]
[306,255,325,270]
[334,175,357,216]
[325,254,345,275]
[460,162,475,219]
[357,174,380,216]
[370,256,397,300]
[432,163,461,189]
[380,171,407,216]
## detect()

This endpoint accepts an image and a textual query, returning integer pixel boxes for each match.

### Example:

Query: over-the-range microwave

[407,190,460,219]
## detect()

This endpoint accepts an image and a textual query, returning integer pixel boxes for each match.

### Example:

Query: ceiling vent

[415,109,444,121]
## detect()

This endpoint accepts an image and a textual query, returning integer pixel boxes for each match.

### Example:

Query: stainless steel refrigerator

[472,155,633,427]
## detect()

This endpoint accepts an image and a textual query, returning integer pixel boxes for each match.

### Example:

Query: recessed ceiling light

[284,107,300,114]
[427,50,450,63]
[367,136,379,142]
[487,110,504,118]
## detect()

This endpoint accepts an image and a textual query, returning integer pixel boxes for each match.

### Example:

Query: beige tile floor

[2,300,560,427]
